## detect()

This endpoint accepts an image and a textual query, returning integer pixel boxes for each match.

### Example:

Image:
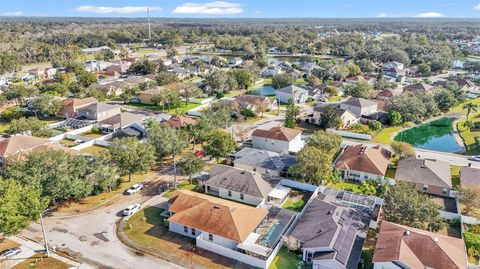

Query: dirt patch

[52,227,68,233]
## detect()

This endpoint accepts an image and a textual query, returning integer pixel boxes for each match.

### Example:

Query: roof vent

[434,237,439,242]
[404,231,410,236]
[213,205,220,209]
[240,171,245,174]
[317,229,322,234]
[327,211,333,215]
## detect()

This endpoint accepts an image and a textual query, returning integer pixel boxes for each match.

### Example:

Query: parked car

[125,183,143,195]
[194,150,205,158]
[468,155,480,161]
[123,204,141,216]
[0,247,22,259]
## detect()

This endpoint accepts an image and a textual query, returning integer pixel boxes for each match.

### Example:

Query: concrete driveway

[20,173,185,269]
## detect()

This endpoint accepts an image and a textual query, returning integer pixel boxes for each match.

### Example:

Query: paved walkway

[1,236,93,269]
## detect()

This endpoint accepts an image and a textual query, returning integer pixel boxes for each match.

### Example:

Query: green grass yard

[268,247,303,269]
[162,182,199,198]
[329,181,361,193]
[371,126,403,144]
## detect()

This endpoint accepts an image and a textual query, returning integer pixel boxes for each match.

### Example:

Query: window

[240,193,244,200]
[191,228,196,236]
[208,234,213,241]
[206,186,210,191]
[443,188,448,195]
[423,185,428,191]
[184,226,188,233]
[253,167,256,172]
[228,190,232,197]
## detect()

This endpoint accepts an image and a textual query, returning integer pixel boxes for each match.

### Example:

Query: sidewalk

[2,236,95,269]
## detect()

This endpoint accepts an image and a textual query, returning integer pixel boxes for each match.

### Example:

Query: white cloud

[2,11,24,16]
[474,4,480,11]
[76,6,161,14]
[173,1,243,15]
[375,11,446,18]
[413,12,446,18]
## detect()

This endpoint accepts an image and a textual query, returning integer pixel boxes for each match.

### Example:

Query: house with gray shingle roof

[204,164,275,206]
[275,85,309,104]
[233,147,296,177]
[339,97,378,117]
[290,194,371,269]
[76,102,122,121]
[394,157,452,196]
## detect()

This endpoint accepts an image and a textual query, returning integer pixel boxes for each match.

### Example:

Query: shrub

[90,126,102,134]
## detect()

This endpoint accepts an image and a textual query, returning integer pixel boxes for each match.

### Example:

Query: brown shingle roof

[460,167,480,186]
[167,190,268,242]
[335,144,390,176]
[372,221,467,269]
[166,116,197,129]
[251,127,301,142]
[0,135,77,159]
[61,97,97,109]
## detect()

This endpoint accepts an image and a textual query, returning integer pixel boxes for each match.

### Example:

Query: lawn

[56,171,156,214]
[224,90,244,98]
[451,165,461,190]
[328,96,342,102]
[59,139,79,147]
[124,206,241,269]
[457,113,480,155]
[162,181,200,198]
[268,247,302,269]
[0,120,10,133]
[79,145,108,155]
[12,253,69,269]
[244,116,266,123]
[385,167,396,179]
[360,229,379,269]
[78,131,104,139]
[0,239,20,251]
[329,181,361,193]
[371,126,403,144]
[449,97,480,114]
[281,189,311,212]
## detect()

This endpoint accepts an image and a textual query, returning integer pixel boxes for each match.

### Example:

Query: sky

[1,0,480,18]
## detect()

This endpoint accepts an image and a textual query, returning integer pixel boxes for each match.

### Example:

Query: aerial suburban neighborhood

[1,1,480,269]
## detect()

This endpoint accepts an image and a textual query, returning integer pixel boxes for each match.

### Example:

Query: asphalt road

[20,173,185,269]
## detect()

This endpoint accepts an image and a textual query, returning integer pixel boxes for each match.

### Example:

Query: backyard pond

[249,84,276,96]
[394,117,463,153]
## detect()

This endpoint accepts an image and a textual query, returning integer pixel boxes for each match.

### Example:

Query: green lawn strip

[163,182,199,198]
[457,117,480,155]
[371,126,403,144]
[451,165,461,189]
[329,181,361,193]
[268,247,302,269]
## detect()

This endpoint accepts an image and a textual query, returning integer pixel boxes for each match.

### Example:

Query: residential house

[76,102,122,121]
[276,85,309,104]
[435,77,478,92]
[251,127,303,154]
[372,221,467,269]
[111,125,146,140]
[139,87,164,104]
[460,167,480,187]
[234,94,277,112]
[233,147,297,177]
[84,60,107,72]
[204,165,274,206]
[90,81,130,97]
[166,190,295,268]
[403,82,433,93]
[99,112,145,133]
[340,98,378,117]
[228,57,243,67]
[166,116,197,129]
[278,61,293,72]
[345,75,376,86]
[0,135,74,163]
[394,157,452,196]
[335,144,391,181]
[375,88,402,101]
[286,69,304,79]
[261,65,283,77]
[383,61,406,81]
[81,46,112,55]
[290,195,371,269]
[124,75,153,85]
[310,104,358,128]
[28,68,45,79]
[58,97,98,118]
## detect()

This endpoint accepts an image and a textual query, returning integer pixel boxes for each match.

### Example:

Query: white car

[0,247,22,259]
[468,155,480,162]
[123,204,141,216]
[126,183,143,195]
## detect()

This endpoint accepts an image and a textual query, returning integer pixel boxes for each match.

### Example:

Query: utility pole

[40,211,50,257]
[147,8,152,40]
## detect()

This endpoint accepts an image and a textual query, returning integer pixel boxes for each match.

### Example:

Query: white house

[262,65,283,77]
[85,60,107,72]
[339,97,378,117]
[204,164,274,206]
[251,127,303,154]
[275,85,309,104]
[228,57,243,67]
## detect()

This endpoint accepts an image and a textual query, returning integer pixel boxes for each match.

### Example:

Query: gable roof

[168,190,268,242]
[206,165,273,198]
[372,221,467,269]
[460,167,480,186]
[342,97,377,108]
[404,82,433,92]
[0,135,52,158]
[276,85,309,95]
[290,196,370,268]
[100,112,145,128]
[335,144,391,176]
[77,102,121,114]
[61,97,98,109]
[233,147,297,172]
[394,157,452,189]
[251,127,301,142]
[166,116,197,129]
[314,104,357,118]
[235,94,270,105]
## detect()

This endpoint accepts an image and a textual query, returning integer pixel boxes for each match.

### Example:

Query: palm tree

[463,103,479,119]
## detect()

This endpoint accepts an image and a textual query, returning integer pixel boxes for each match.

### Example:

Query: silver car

[123,204,141,216]
[0,247,22,259]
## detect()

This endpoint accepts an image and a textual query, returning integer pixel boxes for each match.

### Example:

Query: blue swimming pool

[249,84,276,96]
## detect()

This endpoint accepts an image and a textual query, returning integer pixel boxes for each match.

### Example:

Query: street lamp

[40,210,50,257]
